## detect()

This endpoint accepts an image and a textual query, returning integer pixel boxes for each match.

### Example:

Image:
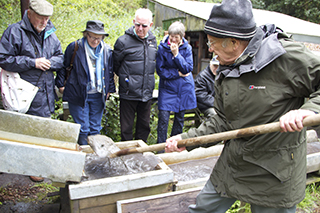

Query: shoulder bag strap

[64,40,79,86]
[70,40,79,67]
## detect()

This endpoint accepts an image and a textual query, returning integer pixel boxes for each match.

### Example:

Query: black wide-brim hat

[82,20,109,36]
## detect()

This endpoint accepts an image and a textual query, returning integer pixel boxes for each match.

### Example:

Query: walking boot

[78,135,88,145]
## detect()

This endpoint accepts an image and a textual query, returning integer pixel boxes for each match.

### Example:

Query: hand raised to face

[170,43,179,57]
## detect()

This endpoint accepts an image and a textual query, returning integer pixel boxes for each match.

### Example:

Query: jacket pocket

[242,148,295,182]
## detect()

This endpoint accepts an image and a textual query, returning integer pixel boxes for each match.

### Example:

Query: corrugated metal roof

[151,0,320,38]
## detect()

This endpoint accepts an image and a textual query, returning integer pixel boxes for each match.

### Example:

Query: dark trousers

[120,99,152,142]
[157,110,185,144]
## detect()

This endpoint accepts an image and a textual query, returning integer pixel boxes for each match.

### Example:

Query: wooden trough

[64,140,175,213]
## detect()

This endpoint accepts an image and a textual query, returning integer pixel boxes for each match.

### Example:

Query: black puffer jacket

[113,27,157,102]
[194,65,215,111]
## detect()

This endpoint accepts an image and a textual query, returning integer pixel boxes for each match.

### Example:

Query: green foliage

[101,94,121,142]
[253,0,320,24]
[297,183,320,212]
[226,200,251,213]
[0,183,59,204]
[0,0,147,49]
[29,183,59,204]
[50,1,138,51]
[193,0,320,24]
[0,0,20,37]
[148,101,159,145]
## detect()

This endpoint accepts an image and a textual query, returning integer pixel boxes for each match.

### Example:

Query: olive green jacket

[182,26,320,208]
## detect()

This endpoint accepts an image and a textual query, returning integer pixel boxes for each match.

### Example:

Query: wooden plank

[197,32,204,74]
[69,169,174,200]
[78,183,173,210]
[307,152,320,173]
[306,173,320,185]
[80,205,114,213]
[70,200,80,213]
[117,187,202,213]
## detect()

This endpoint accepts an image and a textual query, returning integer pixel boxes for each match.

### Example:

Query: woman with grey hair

[156,21,196,150]
[56,20,115,145]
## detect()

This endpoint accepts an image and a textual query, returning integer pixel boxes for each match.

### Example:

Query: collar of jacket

[20,10,55,39]
[125,26,155,41]
[215,27,286,80]
[133,28,149,38]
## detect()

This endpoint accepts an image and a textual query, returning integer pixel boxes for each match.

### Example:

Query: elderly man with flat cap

[0,0,63,118]
[165,0,320,212]
[0,0,63,182]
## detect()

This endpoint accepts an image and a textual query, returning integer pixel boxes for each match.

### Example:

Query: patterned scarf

[84,39,104,92]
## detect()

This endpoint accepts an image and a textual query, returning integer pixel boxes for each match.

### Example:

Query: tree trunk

[20,0,30,19]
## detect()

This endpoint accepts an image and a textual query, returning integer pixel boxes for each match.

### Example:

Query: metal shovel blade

[87,134,120,158]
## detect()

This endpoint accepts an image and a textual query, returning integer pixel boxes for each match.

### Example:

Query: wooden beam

[20,0,29,18]
[117,187,201,213]
[197,31,204,74]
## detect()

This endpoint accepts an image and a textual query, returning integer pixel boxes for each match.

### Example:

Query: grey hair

[221,38,230,48]
[168,21,185,38]
[135,8,153,24]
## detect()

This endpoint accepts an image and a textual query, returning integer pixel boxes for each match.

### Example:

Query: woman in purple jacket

[156,21,197,148]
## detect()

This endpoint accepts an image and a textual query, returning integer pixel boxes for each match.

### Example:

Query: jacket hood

[216,25,287,79]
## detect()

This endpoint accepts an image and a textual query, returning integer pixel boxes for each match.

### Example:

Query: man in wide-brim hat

[56,20,115,146]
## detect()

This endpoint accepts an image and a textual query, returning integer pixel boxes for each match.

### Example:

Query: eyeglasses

[87,34,102,42]
[206,40,216,49]
[135,23,149,28]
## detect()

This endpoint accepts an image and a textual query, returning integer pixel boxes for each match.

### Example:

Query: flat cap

[29,0,53,16]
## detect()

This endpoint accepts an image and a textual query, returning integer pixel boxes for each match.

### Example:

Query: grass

[0,182,60,204]
[30,183,60,204]
[297,183,320,212]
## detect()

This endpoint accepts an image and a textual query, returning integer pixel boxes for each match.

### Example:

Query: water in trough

[82,153,160,181]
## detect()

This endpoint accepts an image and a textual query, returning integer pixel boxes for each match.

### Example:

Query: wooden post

[197,31,204,74]
[20,0,29,19]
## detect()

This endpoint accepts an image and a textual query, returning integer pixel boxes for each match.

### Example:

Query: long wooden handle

[113,114,320,157]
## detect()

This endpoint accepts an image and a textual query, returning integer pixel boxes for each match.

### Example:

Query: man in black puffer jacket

[113,8,157,142]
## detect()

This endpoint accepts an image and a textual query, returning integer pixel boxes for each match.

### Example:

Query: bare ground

[0,173,61,213]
